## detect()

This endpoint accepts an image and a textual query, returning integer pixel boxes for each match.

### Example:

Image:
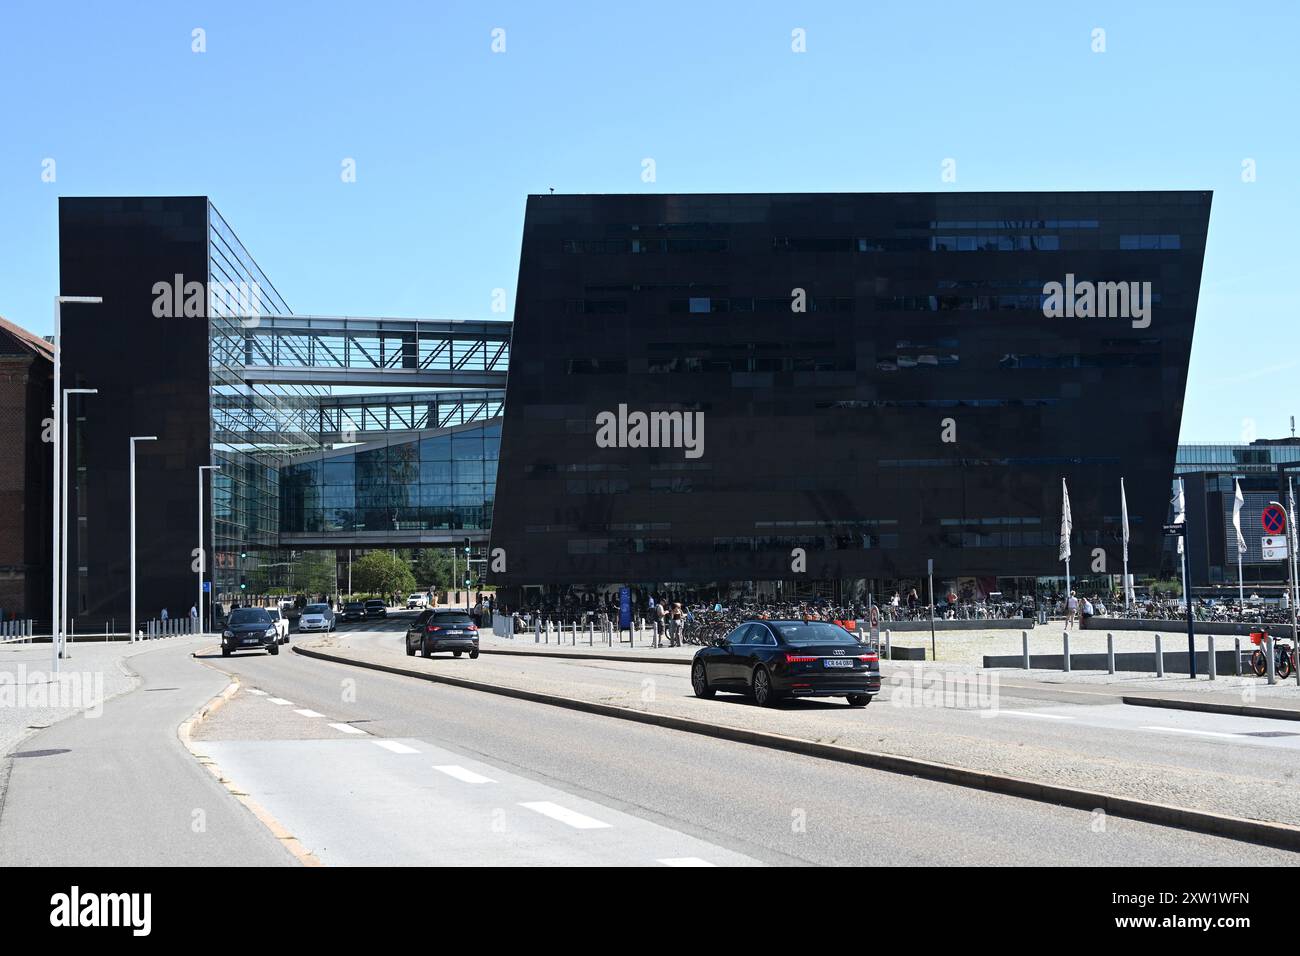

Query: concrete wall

[1083,616,1292,638]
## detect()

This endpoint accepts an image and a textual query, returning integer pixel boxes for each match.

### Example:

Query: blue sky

[1,0,1296,441]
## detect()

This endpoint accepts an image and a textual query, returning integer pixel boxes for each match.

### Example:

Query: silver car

[297,603,336,633]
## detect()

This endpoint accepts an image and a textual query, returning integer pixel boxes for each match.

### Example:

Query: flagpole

[1178,477,1189,610]
[1121,477,1129,611]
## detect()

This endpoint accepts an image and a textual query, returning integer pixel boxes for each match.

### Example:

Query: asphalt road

[198,632,1296,865]
[3,618,1296,866]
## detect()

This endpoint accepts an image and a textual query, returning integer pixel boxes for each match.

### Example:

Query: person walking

[1065,591,1079,630]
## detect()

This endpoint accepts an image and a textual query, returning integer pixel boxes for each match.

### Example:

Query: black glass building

[490,192,1212,597]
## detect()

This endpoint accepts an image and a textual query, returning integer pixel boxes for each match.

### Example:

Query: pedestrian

[1080,595,1094,626]
[1065,591,1078,630]
[670,602,684,646]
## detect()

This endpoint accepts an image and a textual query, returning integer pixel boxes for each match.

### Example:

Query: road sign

[1162,523,1186,536]
[1262,535,1290,561]
[202,581,211,593]
[1263,504,1287,535]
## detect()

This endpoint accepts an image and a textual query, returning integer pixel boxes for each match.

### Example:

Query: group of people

[1062,591,1108,629]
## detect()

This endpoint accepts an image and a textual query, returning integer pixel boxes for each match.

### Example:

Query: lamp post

[129,436,157,642]
[198,465,221,634]
[60,387,97,660]
[51,295,101,672]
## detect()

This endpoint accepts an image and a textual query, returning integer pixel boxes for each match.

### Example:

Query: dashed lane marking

[1141,726,1243,740]
[328,723,368,735]
[374,740,420,754]
[658,857,715,867]
[519,801,612,830]
[294,709,325,718]
[267,697,293,706]
[433,764,495,784]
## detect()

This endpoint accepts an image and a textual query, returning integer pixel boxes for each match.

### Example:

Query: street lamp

[198,465,221,634]
[60,387,97,661]
[51,295,100,672]
[129,436,157,642]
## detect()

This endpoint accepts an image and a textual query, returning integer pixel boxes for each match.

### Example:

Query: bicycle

[1249,628,1293,679]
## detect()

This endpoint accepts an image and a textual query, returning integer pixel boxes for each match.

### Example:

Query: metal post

[129,436,157,644]
[885,628,891,661]
[927,558,936,661]
[1208,634,1216,681]
[1155,634,1164,678]
[1107,632,1115,674]
[1266,630,1276,685]
[1022,630,1029,670]
[60,388,96,663]
[1062,630,1070,673]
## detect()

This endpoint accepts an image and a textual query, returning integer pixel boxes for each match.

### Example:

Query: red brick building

[0,316,52,623]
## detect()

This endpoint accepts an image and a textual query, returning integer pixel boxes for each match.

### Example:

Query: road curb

[482,645,692,666]
[178,675,322,867]
[1122,695,1300,722]
[292,644,1300,853]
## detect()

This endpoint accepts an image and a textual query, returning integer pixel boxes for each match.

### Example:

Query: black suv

[406,610,480,658]
[341,601,366,622]
[221,607,281,657]
[364,599,388,619]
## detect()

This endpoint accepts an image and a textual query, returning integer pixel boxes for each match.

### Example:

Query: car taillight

[785,653,816,663]
[859,653,878,663]
[426,625,441,632]
[467,624,478,631]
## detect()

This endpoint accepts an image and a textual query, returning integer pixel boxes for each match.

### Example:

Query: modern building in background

[1173,438,1300,591]
[0,316,53,621]
[6,190,1255,624]
[490,192,1213,603]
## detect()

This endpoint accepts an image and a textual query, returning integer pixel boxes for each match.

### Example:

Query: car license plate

[824,658,853,668]
[445,630,463,636]
[242,638,259,645]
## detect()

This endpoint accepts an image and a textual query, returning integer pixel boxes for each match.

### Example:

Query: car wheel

[405,639,415,657]
[453,650,462,658]
[268,644,279,656]
[692,660,715,698]
[469,649,479,660]
[421,644,431,658]
[846,694,872,707]
[752,666,775,707]
[221,647,231,657]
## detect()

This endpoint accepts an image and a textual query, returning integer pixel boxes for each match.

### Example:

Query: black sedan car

[341,601,366,622]
[220,607,281,657]
[405,610,480,658]
[691,619,879,707]
[364,599,388,619]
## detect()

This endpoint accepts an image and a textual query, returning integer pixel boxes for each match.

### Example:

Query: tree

[413,548,454,591]
[351,551,415,597]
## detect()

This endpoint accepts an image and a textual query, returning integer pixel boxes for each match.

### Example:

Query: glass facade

[207,203,325,601]
[280,421,499,535]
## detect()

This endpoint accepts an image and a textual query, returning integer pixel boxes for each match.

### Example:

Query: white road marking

[1141,726,1243,740]
[433,764,495,784]
[519,801,612,830]
[245,688,267,696]
[374,740,420,754]
[328,723,367,735]
[983,709,1074,720]
[267,697,293,706]
[294,709,325,718]
[658,857,715,867]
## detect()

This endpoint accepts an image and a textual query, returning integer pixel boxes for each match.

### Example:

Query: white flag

[1120,477,1130,564]
[1173,479,1186,556]
[1059,478,1072,562]
[1232,480,1247,555]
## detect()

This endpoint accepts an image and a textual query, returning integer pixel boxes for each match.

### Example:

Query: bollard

[885,628,892,661]
[1267,632,1276,685]
[535,620,540,644]
[1062,630,1070,673]
[1107,633,1115,675]
[1234,637,1242,677]
[1208,635,1216,681]
[1155,634,1165,678]
[588,620,594,646]
[1022,631,1030,670]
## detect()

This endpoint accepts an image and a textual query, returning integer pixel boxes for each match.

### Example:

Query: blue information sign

[619,587,632,629]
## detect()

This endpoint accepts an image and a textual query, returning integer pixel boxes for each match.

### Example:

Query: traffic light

[463,537,471,555]
[464,577,470,588]
[240,551,247,560]
[239,576,247,591]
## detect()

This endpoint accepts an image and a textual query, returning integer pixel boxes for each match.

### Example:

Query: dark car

[342,601,366,622]
[220,607,281,657]
[406,610,480,659]
[364,599,388,619]
[691,619,879,707]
